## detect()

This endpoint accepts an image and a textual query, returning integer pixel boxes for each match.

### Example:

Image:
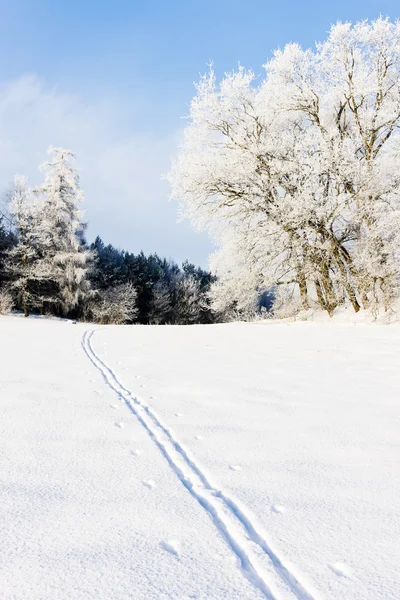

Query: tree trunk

[319,262,338,315]
[298,272,309,310]
[22,289,29,317]
[331,246,361,313]
[315,278,329,312]
[335,256,360,312]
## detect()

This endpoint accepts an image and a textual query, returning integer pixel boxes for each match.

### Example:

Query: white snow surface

[0,315,399,600]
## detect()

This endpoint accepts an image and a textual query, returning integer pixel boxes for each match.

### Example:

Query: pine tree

[35,147,93,315]
[6,176,41,317]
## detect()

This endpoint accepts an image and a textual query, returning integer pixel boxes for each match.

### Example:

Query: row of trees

[89,237,216,324]
[0,148,216,324]
[169,18,400,317]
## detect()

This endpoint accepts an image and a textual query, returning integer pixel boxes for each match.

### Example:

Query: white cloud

[0,75,212,266]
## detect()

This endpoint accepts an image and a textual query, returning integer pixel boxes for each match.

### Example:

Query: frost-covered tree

[148,280,172,324]
[0,286,13,314]
[208,227,261,319]
[87,282,138,324]
[6,176,42,316]
[172,274,202,324]
[35,147,93,314]
[0,216,15,288]
[169,18,400,316]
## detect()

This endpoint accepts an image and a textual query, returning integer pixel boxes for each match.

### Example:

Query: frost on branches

[169,18,400,316]
[87,282,138,324]
[148,280,172,324]
[148,274,203,325]
[6,176,40,316]
[6,149,92,317]
[35,147,93,315]
[173,274,202,324]
[0,287,13,314]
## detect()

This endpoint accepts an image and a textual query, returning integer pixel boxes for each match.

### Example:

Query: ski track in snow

[82,329,321,600]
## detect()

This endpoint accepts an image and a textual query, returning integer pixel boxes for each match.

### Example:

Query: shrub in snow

[169,18,400,317]
[0,287,13,314]
[87,282,138,324]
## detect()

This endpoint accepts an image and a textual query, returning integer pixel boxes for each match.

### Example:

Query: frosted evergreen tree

[35,147,93,314]
[0,216,14,288]
[6,176,41,316]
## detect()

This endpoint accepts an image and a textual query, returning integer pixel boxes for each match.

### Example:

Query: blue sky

[0,0,398,267]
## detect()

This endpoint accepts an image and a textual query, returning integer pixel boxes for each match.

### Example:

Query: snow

[1,315,399,599]
[161,540,181,557]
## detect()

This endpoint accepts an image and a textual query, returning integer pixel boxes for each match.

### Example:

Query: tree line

[0,147,216,324]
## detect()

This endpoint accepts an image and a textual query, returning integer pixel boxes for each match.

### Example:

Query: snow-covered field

[0,316,399,600]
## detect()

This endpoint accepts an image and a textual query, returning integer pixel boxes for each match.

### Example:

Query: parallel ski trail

[82,329,321,600]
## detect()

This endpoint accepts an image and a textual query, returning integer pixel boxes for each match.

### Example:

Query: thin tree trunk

[314,278,328,312]
[23,289,29,317]
[22,255,29,317]
[332,249,361,313]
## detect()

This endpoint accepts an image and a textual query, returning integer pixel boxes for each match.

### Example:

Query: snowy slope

[1,316,399,600]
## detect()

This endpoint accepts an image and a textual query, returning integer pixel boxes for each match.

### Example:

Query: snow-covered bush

[0,287,13,314]
[169,18,400,317]
[88,282,138,324]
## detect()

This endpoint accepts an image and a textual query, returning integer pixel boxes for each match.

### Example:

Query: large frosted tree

[169,18,400,316]
[35,147,93,314]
